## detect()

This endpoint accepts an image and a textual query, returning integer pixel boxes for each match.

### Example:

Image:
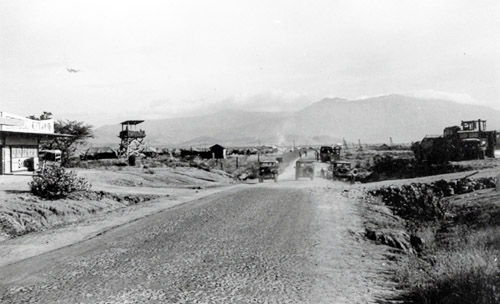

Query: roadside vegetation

[365,176,500,303]
[30,166,91,199]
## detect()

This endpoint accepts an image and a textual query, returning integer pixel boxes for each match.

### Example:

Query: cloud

[226,90,312,112]
[406,90,480,105]
[355,90,486,107]
[355,93,388,100]
[145,90,314,118]
[115,90,315,125]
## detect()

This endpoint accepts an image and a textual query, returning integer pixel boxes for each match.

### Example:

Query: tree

[28,112,53,120]
[47,120,94,166]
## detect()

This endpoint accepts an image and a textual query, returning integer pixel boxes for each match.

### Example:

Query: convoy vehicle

[258,161,279,182]
[38,149,62,172]
[320,146,334,162]
[39,149,62,163]
[319,145,342,162]
[295,160,315,180]
[412,119,497,164]
[331,160,358,181]
[332,145,342,161]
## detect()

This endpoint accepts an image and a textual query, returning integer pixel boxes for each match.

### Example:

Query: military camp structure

[0,111,69,174]
[180,144,227,159]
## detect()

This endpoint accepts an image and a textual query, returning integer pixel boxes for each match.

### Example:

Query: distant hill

[91,110,290,147]
[290,95,500,144]
[92,95,500,147]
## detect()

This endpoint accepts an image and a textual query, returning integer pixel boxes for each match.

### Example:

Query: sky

[1,0,499,127]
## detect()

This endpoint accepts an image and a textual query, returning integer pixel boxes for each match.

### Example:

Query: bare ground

[1,157,497,303]
[0,165,236,258]
[0,158,400,303]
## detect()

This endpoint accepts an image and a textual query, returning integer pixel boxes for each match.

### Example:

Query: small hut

[82,147,118,160]
[209,144,226,159]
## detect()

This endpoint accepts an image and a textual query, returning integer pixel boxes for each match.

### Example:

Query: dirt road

[0,163,393,303]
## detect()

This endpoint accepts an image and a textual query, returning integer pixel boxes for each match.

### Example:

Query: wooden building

[180,144,227,159]
[82,147,118,160]
[209,144,227,159]
[0,112,68,174]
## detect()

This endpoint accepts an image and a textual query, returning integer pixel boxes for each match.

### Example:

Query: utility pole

[343,138,348,150]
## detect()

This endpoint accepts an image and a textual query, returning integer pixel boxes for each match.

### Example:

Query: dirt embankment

[0,191,159,239]
[361,171,500,303]
[0,166,235,240]
[343,149,500,183]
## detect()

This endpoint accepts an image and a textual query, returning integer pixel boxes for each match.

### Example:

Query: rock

[410,234,425,252]
[445,187,454,196]
[365,228,413,253]
[238,173,249,181]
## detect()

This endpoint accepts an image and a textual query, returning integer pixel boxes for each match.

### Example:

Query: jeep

[295,160,315,180]
[258,161,279,182]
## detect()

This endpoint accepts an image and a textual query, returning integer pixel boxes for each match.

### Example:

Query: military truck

[295,160,315,180]
[331,160,358,181]
[258,161,279,182]
[412,119,497,164]
[320,145,342,162]
[319,146,333,162]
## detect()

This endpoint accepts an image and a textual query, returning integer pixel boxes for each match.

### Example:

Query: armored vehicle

[258,161,279,182]
[295,160,315,180]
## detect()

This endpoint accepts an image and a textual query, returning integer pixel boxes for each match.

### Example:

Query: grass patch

[397,244,500,303]
[367,178,500,303]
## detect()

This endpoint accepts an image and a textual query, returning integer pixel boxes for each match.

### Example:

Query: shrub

[29,166,91,199]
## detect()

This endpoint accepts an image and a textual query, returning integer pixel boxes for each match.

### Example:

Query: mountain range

[91,94,500,148]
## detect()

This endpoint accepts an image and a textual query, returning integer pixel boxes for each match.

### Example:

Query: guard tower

[118,120,146,157]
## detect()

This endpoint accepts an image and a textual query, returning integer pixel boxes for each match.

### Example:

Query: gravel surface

[0,177,394,303]
[0,188,319,303]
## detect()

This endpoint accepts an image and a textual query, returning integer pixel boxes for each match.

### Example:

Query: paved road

[0,179,391,303]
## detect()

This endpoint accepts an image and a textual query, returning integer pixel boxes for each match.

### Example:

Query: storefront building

[0,112,63,174]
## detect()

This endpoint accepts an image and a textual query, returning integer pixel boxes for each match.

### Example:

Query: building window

[11,146,37,158]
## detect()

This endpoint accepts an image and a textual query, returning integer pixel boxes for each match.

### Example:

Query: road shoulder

[309,183,398,303]
[0,184,244,267]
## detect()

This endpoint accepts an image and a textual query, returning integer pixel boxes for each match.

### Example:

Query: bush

[29,166,91,199]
